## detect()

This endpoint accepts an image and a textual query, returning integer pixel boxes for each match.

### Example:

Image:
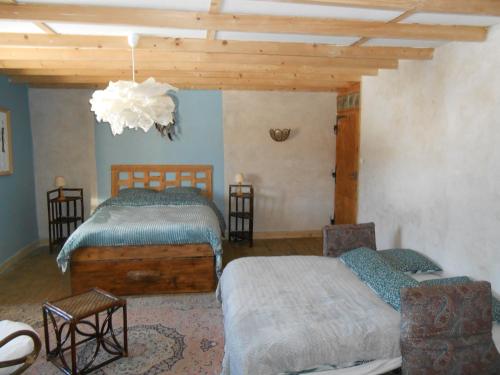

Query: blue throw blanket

[57,189,225,277]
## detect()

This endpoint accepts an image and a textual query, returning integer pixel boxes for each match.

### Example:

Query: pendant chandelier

[89,34,178,139]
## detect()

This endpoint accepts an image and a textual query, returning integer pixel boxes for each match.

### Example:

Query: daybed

[217,223,500,375]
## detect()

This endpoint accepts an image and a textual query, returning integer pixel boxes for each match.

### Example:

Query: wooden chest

[70,244,216,296]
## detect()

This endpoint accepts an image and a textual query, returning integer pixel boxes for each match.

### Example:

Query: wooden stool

[42,288,128,374]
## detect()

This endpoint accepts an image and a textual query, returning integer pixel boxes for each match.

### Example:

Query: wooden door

[334,86,360,224]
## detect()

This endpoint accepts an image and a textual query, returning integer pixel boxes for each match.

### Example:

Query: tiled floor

[0,238,322,306]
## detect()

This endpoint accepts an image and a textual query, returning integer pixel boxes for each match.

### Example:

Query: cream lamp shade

[54,176,66,188]
[234,173,244,184]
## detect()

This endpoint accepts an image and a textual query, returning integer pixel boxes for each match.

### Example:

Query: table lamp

[235,173,244,196]
[55,176,66,200]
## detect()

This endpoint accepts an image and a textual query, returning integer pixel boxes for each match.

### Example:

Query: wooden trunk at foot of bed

[70,244,216,295]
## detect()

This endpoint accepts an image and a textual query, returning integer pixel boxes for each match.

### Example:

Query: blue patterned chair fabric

[400,281,500,375]
[322,222,376,257]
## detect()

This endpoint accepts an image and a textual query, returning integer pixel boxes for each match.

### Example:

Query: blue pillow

[164,186,202,195]
[379,249,442,273]
[420,276,500,323]
[340,247,419,311]
[117,188,158,199]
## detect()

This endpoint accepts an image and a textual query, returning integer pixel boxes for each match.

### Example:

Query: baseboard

[0,240,43,274]
[253,230,322,240]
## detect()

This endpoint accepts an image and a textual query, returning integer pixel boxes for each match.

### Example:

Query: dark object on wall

[47,188,84,252]
[0,328,41,375]
[322,222,376,257]
[43,288,128,374]
[228,184,254,247]
[400,282,500,374]
[269,128,291,142]
[155,116,176,141]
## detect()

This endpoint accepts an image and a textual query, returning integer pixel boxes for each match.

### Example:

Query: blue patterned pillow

[340,247,419,311]
[379,249,442,273]
[117,188,158,199]
[421,276,500,323]
[164,186,202,195]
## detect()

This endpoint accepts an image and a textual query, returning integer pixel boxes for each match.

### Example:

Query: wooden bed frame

[70,164,216,296]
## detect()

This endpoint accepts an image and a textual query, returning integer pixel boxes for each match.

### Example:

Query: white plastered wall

[223,91,336,235]
[359,25,500,293]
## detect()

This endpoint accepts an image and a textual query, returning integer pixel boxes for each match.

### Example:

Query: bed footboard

[70,244,216,295]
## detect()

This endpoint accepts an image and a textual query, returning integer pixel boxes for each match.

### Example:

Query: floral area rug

[0,293,223,375]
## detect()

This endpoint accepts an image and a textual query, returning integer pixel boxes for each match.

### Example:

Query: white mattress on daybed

[217,256,500,375]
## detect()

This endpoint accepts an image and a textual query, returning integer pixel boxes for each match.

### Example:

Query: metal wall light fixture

[269,129,291,142]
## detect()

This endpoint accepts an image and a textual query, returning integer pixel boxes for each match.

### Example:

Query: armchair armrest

[322,222,376,257]
[0,329,41,375]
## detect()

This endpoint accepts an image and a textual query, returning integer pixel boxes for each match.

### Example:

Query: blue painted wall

[95,90,225,212]
[0,76,38,264]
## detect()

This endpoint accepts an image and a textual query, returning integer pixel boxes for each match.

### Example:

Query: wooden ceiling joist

[0,48,399,69]
[10,75,351,91]
[0,34,434,60]
[0,3,487,41]
[0,60,379,76]
[264,0,500,16]
[0,68,364,82]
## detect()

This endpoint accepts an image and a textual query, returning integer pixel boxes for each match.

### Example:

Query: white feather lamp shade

[89,78,178,136]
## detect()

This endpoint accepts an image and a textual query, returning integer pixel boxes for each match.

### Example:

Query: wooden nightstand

[47,188,84,252]
[228,184,254,247]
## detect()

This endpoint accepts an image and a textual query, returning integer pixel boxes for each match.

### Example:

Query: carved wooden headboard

[111,164,213,200]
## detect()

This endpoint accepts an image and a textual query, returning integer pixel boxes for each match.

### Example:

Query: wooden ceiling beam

[260,0,500,16]
[0,48,399,69]
[0,60,379,75]
[25,82,341,92]
[9,74,352,91]
[0,34,434,60]
[0,3,487,41]
[0,68,363,82]
[207,0,222,40]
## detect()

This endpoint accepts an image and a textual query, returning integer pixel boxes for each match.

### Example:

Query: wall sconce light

[269,128,291,142]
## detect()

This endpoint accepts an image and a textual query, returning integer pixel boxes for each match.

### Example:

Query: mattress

[217,256,500,375]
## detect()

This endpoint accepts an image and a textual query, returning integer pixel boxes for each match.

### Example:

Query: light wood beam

[259,0,500,16]
[351,9,417,46]
[0,60,379,75]
[0,34,434,60]
[34,22,57,34]
[0,3,487,41]
[0,68,363,82]
[0,48,399,69]
[9,75,353,91]
[207,0,222,40]
[25,82,342,92]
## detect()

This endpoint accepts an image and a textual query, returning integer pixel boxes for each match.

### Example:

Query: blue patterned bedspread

[57,189,225,277]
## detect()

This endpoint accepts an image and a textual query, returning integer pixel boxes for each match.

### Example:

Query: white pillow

[0,320,38,375]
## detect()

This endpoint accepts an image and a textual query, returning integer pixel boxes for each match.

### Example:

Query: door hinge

[334,115,347,135]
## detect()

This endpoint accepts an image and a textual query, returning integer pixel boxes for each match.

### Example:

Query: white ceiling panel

[20,0,210,11]
[221,0,400,21]
[47,23,207,38]
[364,38,446,48]
[217,31,359,45]
[403,13,500,26]
[0,20,44,34]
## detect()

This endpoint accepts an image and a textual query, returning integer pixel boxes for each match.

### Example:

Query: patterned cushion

[340,247,419,311]
[379,249,442,273]
[164,186,202,195]
[322,223,376,258]
[421,276,500,323]
[117,188,158,199]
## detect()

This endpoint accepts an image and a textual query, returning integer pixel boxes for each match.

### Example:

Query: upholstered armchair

[400,282,500,375]
[0,321,41,375]
[322,222,377,257]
